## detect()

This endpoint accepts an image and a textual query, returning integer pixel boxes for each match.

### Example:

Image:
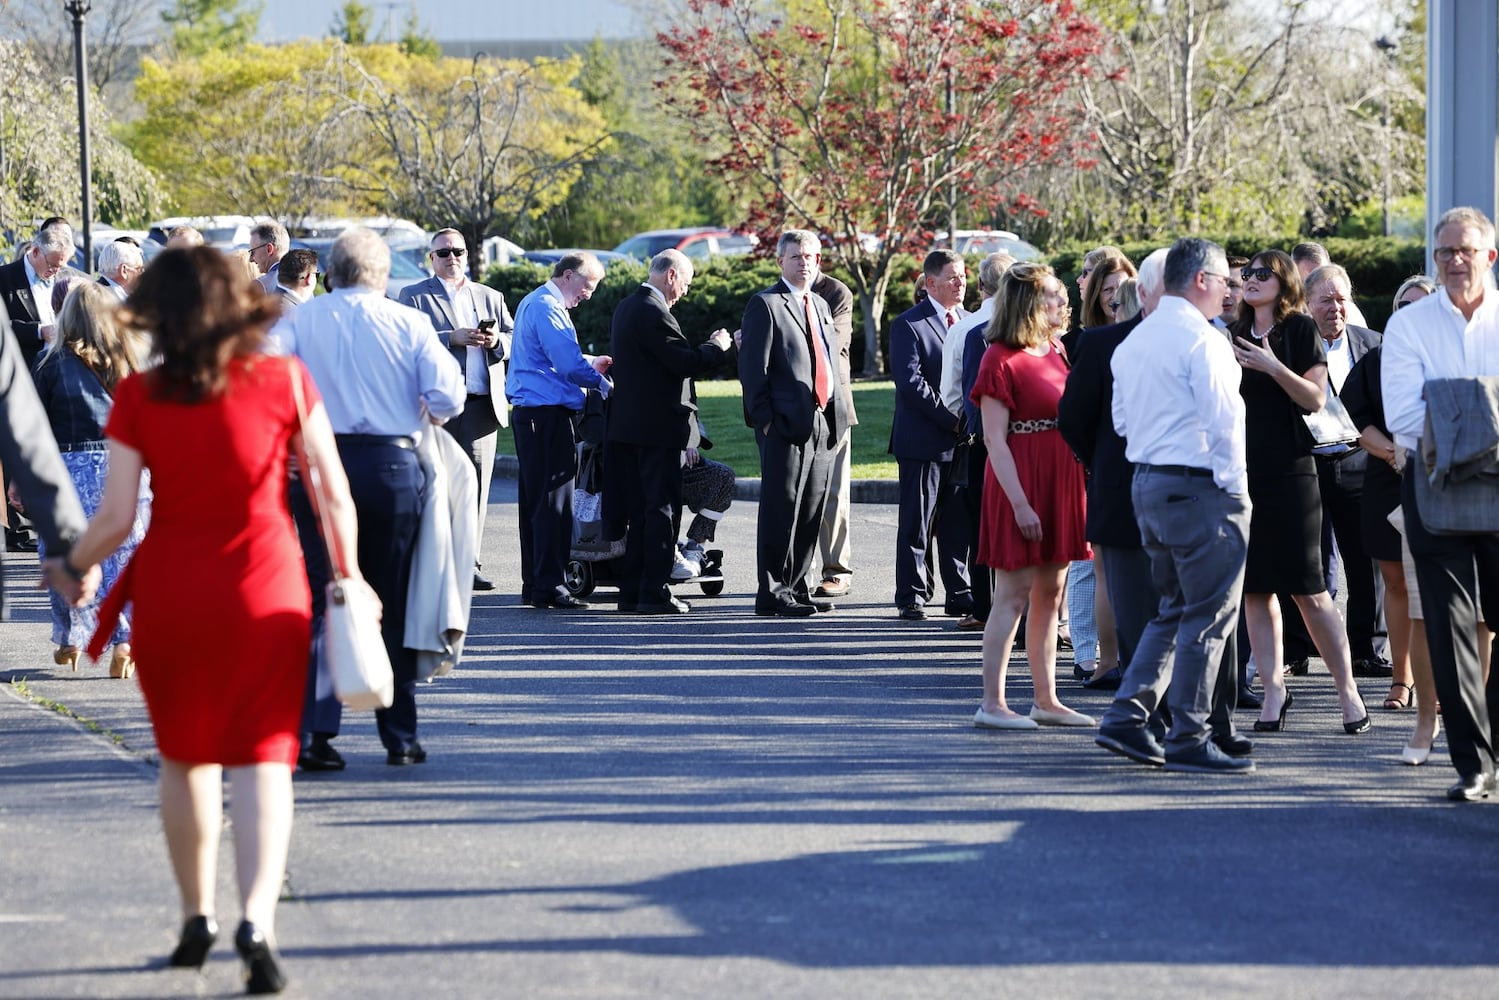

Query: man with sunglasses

[249,221,289,293]
[399,228,514,592]
[1384,206,1499,802]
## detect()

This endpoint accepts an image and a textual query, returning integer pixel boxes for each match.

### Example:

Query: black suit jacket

[1057,314,1145,548]
[1321,323,1381,473]
[606,285,726,450]
[739,279,848,442]
[0,259,45,372]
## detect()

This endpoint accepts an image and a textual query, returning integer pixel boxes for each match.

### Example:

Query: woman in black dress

[1230,250,1369,734]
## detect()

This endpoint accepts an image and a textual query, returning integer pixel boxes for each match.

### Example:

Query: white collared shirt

[941,298,994,415]
[440,275,489,394]
[1322,330,1351,392]
[1383,286,1499,452]
[1111,295,1247,493]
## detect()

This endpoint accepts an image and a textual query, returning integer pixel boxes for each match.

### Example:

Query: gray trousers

[1102,467,1250,753]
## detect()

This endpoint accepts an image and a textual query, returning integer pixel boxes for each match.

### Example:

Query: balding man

[273,226,464,769]
[165,226,204,249]
[605,249,731,613]
[97,240,144,302]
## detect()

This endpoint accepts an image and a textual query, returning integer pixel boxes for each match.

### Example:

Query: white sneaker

[671,548,701,581]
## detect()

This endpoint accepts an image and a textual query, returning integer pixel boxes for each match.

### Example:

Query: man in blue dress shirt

[505,252,613,609]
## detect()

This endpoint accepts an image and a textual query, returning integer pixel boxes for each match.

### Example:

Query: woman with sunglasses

[1230,249,1369,735]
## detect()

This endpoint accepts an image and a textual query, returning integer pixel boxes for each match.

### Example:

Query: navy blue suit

[888,299,970,610]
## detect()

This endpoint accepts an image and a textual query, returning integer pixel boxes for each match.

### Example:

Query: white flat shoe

[1029,706,1097,728]
[975,707,1040,730]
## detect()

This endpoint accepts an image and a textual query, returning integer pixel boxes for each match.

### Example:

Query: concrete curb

[493,453,901,504]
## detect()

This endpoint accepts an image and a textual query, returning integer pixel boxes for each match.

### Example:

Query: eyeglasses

[1395,298,1420,309]
[432,247,466,259]
[1202,271,1229,283]
[248,243,271,256]
[1433,245,1488,263]
[1241,266,1274,282]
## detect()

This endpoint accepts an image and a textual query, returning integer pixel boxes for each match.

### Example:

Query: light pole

[1374,34,1399,238]
[65,1,93,273]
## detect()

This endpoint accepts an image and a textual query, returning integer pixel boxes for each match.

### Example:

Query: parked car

[520,249,632,270]
[933,229,1043,260]
[613,227,757,262]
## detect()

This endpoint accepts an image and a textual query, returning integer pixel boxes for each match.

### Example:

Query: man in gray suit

[398,227,513,591]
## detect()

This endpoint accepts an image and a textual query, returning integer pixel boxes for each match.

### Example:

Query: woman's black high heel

[1253,691,1293,732]
[1343,699,1372,735]
[168,914,218,969]
[234,920,288,995]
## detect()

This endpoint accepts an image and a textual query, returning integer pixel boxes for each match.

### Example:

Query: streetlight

[1374,34,1399,239]
[64,1,93,273]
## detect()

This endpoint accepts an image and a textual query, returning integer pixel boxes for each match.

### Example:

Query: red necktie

[804,294,831,408]
[945,311,956,328]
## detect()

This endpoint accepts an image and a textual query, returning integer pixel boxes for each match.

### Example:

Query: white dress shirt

[941,298,994,415]
[22,253,56,328]
[439,275,491,395]
[268,287,464,436]
[1383,286,1499,453]
[1321,331,1351,392]
[1111,295,1247,494]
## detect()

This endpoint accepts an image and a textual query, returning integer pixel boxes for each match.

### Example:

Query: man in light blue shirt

[505,252,612,608]
[271,226,463,770]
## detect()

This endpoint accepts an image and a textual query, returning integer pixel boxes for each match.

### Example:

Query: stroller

[564,391,726,600]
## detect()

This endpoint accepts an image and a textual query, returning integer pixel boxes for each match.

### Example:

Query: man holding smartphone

[398,228,514,590]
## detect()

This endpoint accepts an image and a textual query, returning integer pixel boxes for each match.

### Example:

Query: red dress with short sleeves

[98,356,315,766]
[969,342,1089,571]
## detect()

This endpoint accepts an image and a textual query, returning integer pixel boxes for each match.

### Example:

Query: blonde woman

[970,263,1093,729]
[26,283,149,676]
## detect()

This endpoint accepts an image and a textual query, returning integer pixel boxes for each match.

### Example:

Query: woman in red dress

[969,263,1094,730]
[62,248,363,995]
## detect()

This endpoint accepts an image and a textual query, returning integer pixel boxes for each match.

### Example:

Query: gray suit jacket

[398,276,514,426]
[738,279,848,442]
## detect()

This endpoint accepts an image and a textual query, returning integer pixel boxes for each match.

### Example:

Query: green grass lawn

[695,380,897,479]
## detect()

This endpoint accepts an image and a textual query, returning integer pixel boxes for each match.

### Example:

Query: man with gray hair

[0,219,74,371]
[96,239,144,301]
[250,220,290,292]
[1096,237,1253,774]
[740,229,849,617]
[272,225,465,770]
[605,248,731,613]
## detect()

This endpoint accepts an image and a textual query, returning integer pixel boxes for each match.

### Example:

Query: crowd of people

[3,206,1499,992]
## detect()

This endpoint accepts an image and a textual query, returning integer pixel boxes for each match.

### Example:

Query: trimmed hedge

[485,236,1427,375]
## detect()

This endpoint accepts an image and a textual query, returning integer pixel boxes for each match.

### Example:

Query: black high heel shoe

[234,920,288,995]
[168,914,218,969]
[1343,701,1372,735]
[1253,691,1293,732]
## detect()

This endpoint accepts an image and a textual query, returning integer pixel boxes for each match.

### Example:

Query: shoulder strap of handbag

[289,362,349,582]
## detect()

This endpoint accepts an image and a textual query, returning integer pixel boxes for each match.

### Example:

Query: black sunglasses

[432,247,466,259]
[1240,266,1275,282]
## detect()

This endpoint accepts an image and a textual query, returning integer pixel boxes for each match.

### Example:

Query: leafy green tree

[398,6,441,61]
[331,1,373,46]
[162,0,262,57]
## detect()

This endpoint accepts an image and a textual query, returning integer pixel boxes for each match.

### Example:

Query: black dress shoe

[795,595,835,613]
[5,531,37,552]
[1447,772,1495,802]
[297,738,346,772]
[1212,731,1254,757]
[638,596,691,614]
[235,920,288,995]
[943,598,975,617]
[1096,725,1165,766]
[1164,741,1255,774]
[534,592,589,609]
[1284,658,1310,676]
[1081,666,1124,690]
[168,914,219,969]
[1353,657,1394,678]
[386,742,428,766]
[1237,685,1263,710]
[472,570,495,592]
[755,599,815,618]
[897,604,927,621]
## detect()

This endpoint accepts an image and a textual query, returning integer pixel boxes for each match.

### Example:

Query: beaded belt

[1009,418,1058,435]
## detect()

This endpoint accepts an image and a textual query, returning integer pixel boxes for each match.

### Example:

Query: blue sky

[257,0,643,43]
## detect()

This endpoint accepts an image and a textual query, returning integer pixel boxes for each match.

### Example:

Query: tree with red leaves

[657,0,1106,374]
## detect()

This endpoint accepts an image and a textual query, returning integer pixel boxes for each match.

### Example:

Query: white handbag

[292,367,394,710]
